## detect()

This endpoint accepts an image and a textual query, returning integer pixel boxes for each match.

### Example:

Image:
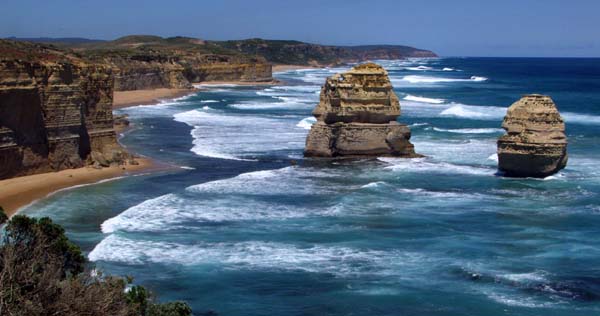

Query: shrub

[0,215,192,316]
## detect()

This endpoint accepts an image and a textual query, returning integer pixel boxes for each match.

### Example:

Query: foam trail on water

[404,94,445,104]
[563,112,600,125]
[229,100,313,110]
[439,105,503,119]
[405,66,433,71]
[432,127,505,134]
[397,75,488,84]
[173,110,307,160]
[379,157,496,176]
[89,235,422,277]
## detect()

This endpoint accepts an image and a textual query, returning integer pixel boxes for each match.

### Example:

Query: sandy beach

[193,80,279,87]
[113,81,279,109]
[113,88,196,109]
[0,158,163,217]
[272,64,320,72]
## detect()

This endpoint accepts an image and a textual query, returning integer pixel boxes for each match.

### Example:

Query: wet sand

[113,88,196,109]
[0,158,162,217]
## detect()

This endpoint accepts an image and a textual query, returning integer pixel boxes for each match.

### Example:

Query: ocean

[21,58,600,316]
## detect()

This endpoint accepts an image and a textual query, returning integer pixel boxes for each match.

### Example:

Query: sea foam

[89,235,421,277]
[173,110,307,160]
[297,117,317,130]
[398,75,488,84]
[432,127,505,134]
[403,94,445,104]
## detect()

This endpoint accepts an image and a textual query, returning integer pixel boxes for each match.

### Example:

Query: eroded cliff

[305,63,419,157]
[0,40,128,179]
[78,36,273,91]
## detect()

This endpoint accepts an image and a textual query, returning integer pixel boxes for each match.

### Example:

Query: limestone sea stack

[497,94,568,177]
[304,63,419,157]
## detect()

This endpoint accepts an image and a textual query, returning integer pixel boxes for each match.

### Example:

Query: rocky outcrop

[78,36,273,91]
[104,54,273,91]
[0,40,128,180]
[304,63,419,157]
[497,94,568,178]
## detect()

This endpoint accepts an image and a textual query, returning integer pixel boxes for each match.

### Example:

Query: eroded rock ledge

[0,40,129,180]
[497,94,568,177]
[305,63,419,157]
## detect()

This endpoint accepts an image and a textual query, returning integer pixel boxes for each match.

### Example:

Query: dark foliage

[0,207,7,225]
[0,214,192,316]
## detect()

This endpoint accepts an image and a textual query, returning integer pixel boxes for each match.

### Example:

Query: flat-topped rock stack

[304,63,419,157]
[497,94,568,177]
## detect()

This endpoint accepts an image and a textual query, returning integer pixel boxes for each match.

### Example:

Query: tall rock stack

[304,63,418,157]
[497,94,568,177]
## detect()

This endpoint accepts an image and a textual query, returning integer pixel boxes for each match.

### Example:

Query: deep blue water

[22,58,600,316]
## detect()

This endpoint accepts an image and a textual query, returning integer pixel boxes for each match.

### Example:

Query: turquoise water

[22,58,600,315]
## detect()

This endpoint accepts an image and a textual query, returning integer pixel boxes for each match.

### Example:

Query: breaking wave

[432,127,505,134]
[89,235,421,277]
[398,75,489,84]
[403,94,445,104]
[297,117,317,130]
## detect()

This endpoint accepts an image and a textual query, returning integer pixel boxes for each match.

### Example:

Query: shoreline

[193,80,280,87]
[2,78,294,218]
[113,88,197,109]
[273,64,320,72]
[0,158,172,218]
[112,79,281,110]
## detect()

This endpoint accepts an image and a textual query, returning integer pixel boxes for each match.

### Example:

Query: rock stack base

[304,63,419,158]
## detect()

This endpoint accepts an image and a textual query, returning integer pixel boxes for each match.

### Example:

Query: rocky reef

[304,63,419,157]
[497,94,568,178]
[0,40,128,179]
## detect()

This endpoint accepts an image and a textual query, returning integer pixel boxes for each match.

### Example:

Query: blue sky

[1,0,599,57]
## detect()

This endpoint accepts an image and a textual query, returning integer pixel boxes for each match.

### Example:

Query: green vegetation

[212,38,436,65]
[3,35,436,67]
[213,38,344,65]
[0,213,193,316]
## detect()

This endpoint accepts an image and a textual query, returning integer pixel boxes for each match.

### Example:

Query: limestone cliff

[77,36,273,91]
[305,63,418,157]
[0,40,127,180]
[497,94,568,178]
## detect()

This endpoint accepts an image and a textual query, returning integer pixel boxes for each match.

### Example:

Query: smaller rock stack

[497,94,568,177]
[304,63,419,158]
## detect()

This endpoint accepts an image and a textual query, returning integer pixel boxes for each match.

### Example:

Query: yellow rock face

[312,63,401,124]
[0,40,127,179]
[497,94,568,177]
[305,63,419,158]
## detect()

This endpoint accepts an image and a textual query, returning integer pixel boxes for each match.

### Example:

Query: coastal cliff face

[214,39,437,66]
[0,40,127,180]
[105,54,273,91]
[305,63,418,157]
[78,36,273,91]
[497,94,568,178]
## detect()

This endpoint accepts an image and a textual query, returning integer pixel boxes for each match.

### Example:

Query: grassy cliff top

[5,35,437,66]
[0,39,82,64]
[211,38,437,65]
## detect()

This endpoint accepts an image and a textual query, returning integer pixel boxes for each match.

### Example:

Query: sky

[1,0,599,57]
